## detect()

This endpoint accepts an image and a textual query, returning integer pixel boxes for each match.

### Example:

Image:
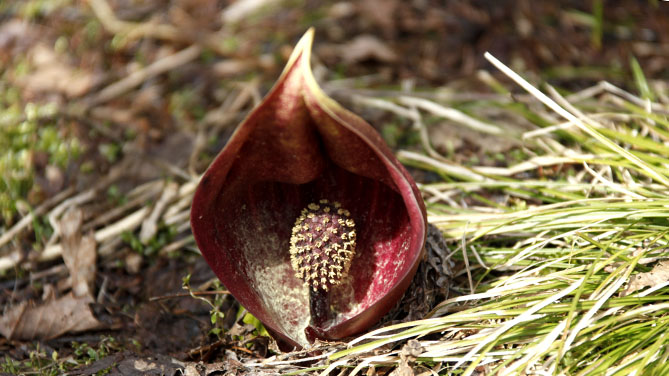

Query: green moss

[0,100,82,226]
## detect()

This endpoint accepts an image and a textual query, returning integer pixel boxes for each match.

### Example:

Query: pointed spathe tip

[282,28,315,71]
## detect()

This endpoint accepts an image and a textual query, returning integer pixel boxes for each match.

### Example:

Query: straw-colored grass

[272,55,669,375]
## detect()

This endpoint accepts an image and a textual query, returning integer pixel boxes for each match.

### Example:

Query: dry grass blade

[0,174,199,273]
[398,96,503,135]
[316,56,669,375]
[484,52,669,187]
[88,45,202,107]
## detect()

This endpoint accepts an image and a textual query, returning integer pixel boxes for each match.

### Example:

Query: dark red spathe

[190,29,426,348]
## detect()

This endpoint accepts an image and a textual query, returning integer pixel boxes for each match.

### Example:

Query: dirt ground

[0,0,668,374]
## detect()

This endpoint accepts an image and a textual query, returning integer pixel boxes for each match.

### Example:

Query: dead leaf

[125,252,143,274]
[321,35,398,64]
[45,165,65,193]
[42,284,57,301]
[0,19,37,57]
[358,0,399,37]
[15,44,95,98]
[60,208,97,299]
[401,339,424,358]
[0,293,101,340]
[389,340,423,376]
[389,355,414,376]
[624,261,669,295]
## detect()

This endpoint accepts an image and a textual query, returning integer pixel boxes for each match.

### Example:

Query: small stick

[88,0,234,55]
[0,186,74,249]
[88,45,201,106]
[149,290,230,301]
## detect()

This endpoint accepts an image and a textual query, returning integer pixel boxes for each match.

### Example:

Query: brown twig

[188,80,259,175]
[46,162,127,247]
[0,160,125,255]
[87,45,202,107]
[0,186,75,251]
[83,180,163,232]
[87,0,233,55]
[149,290,230,301]
[88,0,190,44]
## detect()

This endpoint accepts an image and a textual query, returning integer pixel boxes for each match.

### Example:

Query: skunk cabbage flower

[191,29,427,348]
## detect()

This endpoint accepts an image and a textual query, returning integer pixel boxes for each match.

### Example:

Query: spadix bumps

[289,200,356,291]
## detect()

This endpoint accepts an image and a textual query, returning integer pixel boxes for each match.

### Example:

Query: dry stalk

[0,187,75,251]
[0,175,199,273]
[87,0,233,55]
[87,45,202,107]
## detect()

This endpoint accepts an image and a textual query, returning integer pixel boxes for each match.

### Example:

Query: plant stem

[309,288,330,328]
